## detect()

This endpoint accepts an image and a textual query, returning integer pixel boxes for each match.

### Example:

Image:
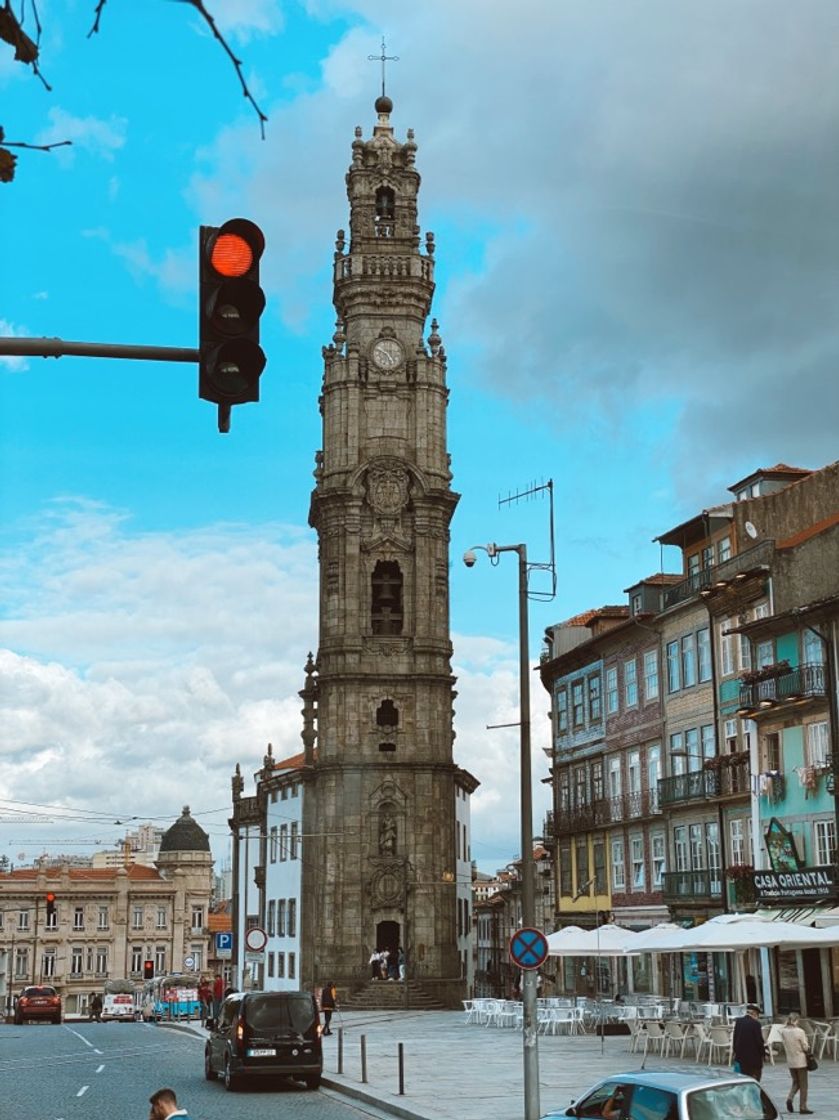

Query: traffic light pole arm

[0,337,199,363]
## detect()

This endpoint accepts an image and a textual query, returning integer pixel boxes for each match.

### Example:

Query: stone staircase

[339,979,447,1012]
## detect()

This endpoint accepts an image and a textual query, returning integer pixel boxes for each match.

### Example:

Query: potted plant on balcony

[726,863,756,906]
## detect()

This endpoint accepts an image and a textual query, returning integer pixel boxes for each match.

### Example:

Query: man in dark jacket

[733,1004,766,1080]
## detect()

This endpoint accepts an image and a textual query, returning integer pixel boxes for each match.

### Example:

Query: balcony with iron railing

[738,661,826,714]
[554,799,611,836]
[658,756,751,806]
[662,869,724,904]
[663,539,775,609]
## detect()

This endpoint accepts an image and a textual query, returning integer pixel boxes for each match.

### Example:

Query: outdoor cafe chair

[763,1022,786,1065]
[626,1017,645,1053]
[692,1021,711,1063]
[662,1019,692,1059]
[707,1024,733,1066]
[462,999,478,1025]
[640,1020,665,1058]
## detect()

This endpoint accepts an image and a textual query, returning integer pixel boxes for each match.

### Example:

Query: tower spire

[368,36,399,99]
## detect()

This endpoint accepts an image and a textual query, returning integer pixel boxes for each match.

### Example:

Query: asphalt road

[0,1020,385,1120]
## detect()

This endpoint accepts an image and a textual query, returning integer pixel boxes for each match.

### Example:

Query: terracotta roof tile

[208,912,232,933]
[777,511,839,551]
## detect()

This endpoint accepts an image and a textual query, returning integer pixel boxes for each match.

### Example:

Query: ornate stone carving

[369,862,404,908]
[367,466,409,515]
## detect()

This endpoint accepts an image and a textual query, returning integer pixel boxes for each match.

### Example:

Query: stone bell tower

[302,94,471,1005]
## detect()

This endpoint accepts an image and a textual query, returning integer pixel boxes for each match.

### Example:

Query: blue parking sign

[216,932,233,954]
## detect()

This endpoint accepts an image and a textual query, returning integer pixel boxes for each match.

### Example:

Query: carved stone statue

[379,813,397,855]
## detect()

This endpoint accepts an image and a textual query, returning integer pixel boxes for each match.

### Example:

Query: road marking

[96,1064,105,1073]
[94,1049,103,1054]
[64,1026,95,1048]
[77,1086,89,1097]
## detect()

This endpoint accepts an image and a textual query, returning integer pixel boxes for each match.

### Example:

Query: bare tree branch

[87,0,268,137]
[3,138,73,151]
[0,0,51,88]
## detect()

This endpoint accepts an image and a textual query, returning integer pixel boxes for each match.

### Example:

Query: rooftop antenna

[368,36,399,98]
[498,479,557,602]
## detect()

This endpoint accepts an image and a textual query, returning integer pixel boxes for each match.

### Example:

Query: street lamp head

[462,549,477,568]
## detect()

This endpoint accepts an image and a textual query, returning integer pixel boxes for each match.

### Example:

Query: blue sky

[2,1,837,876]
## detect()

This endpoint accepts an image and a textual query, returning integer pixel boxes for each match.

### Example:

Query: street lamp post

[465,541,539,1120]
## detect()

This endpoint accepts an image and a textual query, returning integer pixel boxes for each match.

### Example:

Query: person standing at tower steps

[320,981,337,1035]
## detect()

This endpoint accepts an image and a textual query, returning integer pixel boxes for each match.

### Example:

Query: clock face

[371,338,404,370]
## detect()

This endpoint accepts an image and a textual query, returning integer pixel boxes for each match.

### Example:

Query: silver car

[546,1068,780,1120]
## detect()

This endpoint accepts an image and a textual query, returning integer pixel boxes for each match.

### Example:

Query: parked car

[545,1069,780,1120]
[204,990,322,1092]
[14,985,62,1025]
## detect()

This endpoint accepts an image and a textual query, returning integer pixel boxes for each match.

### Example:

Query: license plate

[246,1048,275,1057]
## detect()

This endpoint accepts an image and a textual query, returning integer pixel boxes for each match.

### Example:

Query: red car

[15,985,62,1024]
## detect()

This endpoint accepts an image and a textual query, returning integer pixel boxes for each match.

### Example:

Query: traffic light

[143,960,154,980]
[199,218,266,432]
[45,892,56,921]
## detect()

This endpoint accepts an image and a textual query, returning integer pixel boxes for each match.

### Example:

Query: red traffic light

[143,960,155,980]
[211,234,254,278]
[45,892,56,903]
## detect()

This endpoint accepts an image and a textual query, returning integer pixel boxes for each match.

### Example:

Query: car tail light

[236,1014,245,1054]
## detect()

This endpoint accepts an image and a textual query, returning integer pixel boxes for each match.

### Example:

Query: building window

[45,906,58,931]
[371,560,403,635]
[624,659,638,707]
[631,592,643,616]
[277,953,285,978]
[131,907,143,931]
[558,772,570,813]
[71,947,83,976]
[762,732,782,773]
[647,745,661,813]
[190,948,203,972]
[556,687,568,732]
[191,907,204,932]
[593,839,607,893]
[277,900,286,937]
[74,906,85,931]
[18,910,30,932]
[608,756,622,802]
[730,818,747,865]
[681,634,697,688]
[651,834,666,888]
[96,947,108,975]
[279,824,288,861]
[156,907,167,930]
[666,641,681,692]
[288,952,296,980]
[574,765,587,809]
[644,650,659,700]
[155,947,166,973]
[572,680,585,726]
[268,900,276,937]
[98,906,109,931]
[611,839,625,891]
[673,826,688,872]
[688,553,701,577]
[803,629,826,666]
[592,761,604,802]
[41,949,56,978]
[14,948,29,978]
[131,946,143,973]
[689,824,705,869]
[814,819,836,867]
[270,825,278,862]
[290,821,299,860]
[724,718,738,754]
[559,846,572,895]
[669,731,685,775]
[576,838,589,895]
[718,536,731,563]
[606,667,619,714]
[697,628,711,682]
[702,545,714,570]
[587,674,602,722]
[806,722,829,768]
[288,899,297,938]
[701,724,715,761]
[720,620,735,676]
[267,952,275,978]
[0,911,4,932]
[755,639,774,668]
[281,786,289,800]
[630,836,645,890]
[686,728,701,771]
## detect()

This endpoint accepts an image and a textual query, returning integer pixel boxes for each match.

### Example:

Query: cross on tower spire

[368,36,399,98]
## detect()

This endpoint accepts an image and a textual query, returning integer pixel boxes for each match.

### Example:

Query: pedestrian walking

[148,1087,191,1119]
[380,948,390,980]
[732,1003,767,1081]
[398,945,406,981]
[90,993,103,1022]
[320,980,337,1035]
[781,1012,814,1114]
[212,973,224,1017]
[197,977,212,1025]
[369,949,380,980]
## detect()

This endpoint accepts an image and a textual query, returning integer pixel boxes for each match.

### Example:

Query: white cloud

[0,499,548,873]
[35,106,127,165]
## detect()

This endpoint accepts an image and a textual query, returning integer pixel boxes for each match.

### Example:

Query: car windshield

[246,994,315,1033]
[688,1082,778,1120]
[24,987,56,997]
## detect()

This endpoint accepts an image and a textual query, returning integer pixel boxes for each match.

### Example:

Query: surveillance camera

[463,549,477,568]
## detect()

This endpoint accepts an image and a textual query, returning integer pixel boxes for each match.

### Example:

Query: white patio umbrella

[546,923,640,956]
[633,913,839,952]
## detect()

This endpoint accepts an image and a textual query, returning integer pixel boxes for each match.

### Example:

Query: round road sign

[245,926,268,953]
[509,927,549,970]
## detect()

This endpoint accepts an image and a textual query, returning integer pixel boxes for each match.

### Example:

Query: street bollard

[361,1033,367,1083]
[398,1041,404,1095]
[337,1027,344,1074]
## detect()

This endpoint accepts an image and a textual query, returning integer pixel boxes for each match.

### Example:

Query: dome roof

[158,805,210,854]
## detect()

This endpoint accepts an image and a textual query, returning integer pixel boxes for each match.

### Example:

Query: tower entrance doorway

[376,920,400,978]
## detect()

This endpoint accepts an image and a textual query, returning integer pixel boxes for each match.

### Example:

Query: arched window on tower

[371,561,403,635]
[375,186,395,238]
[377,699,399,754]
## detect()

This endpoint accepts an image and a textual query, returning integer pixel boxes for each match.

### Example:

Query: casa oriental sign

[753,866,838,903]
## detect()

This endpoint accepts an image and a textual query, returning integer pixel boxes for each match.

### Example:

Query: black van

[204,990,322,1091]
